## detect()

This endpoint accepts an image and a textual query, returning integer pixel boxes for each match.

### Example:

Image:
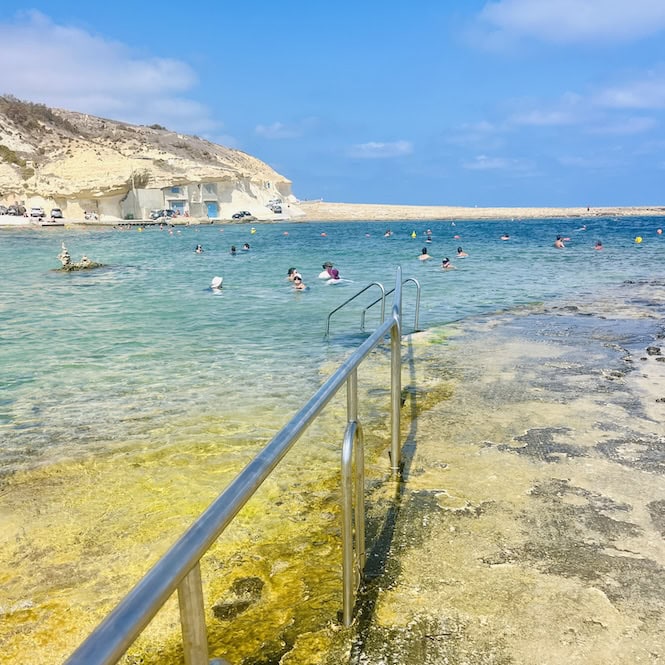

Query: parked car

[150,208,176,220]
[0,205,7,215]
[7,205,21,216]
[271,205,282,214]
[30,207,45,218]
[50,208,63,219]
[232,210,253,219]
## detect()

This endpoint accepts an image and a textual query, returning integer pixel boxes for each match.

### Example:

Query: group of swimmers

[418,245,468,269]
[196,243,251,255]
[285,261,345,290]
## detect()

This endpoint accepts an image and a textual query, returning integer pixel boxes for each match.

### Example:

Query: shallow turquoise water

[1,217,664,472]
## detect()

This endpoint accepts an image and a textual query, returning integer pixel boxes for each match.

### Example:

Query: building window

[171,186,181,194]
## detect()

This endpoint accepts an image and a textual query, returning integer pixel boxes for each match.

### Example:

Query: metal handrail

[324,281,385,338]
[65,268,404,665]
[361,277,421,333]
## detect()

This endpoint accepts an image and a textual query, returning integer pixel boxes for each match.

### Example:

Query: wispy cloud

[557,155,622,169]
[255,117,321,140]
[510,109,578,126]
[0,11,219,132]
[594,71,665,109]
[587,116,657,135]
[348,140,413,159]
[255,122,301,139]
[477,0,665,44]
[447,121,505,149]
[462,154,529,171]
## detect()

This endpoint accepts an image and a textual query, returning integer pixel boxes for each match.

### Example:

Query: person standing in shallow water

[554,235,565,248]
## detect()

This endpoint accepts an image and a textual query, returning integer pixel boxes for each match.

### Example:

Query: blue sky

[1,1,665,206]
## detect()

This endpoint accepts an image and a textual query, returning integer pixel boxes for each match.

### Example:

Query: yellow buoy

[411,231,417,238]
[635,236,642,244]
[250,227,256,234]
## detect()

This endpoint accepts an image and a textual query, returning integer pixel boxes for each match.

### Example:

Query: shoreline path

[2,203,665,226]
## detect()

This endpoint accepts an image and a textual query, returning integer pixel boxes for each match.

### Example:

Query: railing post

[177,563,209,665]
[341,420,356,626]
[390,274,402,478]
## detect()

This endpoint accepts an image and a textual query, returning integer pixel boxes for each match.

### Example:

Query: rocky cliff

[0,96,294,218]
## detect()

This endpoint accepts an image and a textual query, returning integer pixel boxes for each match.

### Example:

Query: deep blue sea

[1,216,664,473]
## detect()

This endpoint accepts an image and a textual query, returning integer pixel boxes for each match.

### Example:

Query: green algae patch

[0,338,428,665]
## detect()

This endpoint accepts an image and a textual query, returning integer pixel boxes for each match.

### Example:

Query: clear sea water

[1,216,664,473]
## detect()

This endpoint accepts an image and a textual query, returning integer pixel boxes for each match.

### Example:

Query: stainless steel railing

[65,267,405,665]
[324,281,386,338]
[360,277,421,332]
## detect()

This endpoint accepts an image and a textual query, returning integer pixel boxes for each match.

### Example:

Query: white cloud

[588,116,657,135]
[0,11,219,132]
[255,122,301,139]
[348,140,413,159]
[510,109,577,126]
[462,155,535,174]
[557,155,621,169]
[594,72,665,109]
[478,0,665,44]
[463,155,512,170]
[447,121,505,147]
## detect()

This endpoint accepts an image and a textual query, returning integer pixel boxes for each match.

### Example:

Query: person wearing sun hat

[210,276,223,290]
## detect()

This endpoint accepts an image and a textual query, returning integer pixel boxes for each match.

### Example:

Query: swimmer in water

[456,246,468,258]
[419,247,432,261]
[230,245,237,255]
[195,244,203,253]
[326,269,343,284]
[441,257,455,270]
[319,261,334,279]
[554,235,565,249]
[293,275,307,290]
[242,243,250,251]
[287,267,302,281]
[594,240,603,250]
[500,233,510,241]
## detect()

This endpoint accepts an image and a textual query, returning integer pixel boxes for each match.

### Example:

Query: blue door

[206,202,219,218]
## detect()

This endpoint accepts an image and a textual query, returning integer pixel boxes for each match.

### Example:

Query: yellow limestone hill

[0,96,296,221]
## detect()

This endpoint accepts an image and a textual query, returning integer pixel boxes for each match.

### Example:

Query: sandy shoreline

[296,201,665,221]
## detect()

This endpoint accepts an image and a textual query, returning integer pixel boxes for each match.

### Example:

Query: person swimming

[594,240,603,250]
[456,246,468,257]
[195,244,203,253]
[293,275,307,290]
[419,247,432,261]
[210,276,223,290]
[242,243,250,251]
[326,268,342,284]
[441,257,455,270]
[554,235,565,249]
[287,267,302,281]
[319,261,334,279]
[230,245,237,255]
[500,233,510,241]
